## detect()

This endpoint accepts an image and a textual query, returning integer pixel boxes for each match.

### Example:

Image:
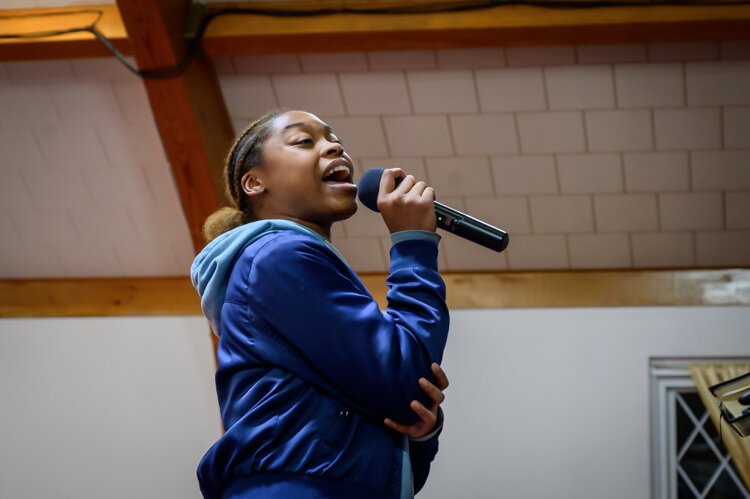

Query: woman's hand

[384,363,449,439]
[377,168,437,234]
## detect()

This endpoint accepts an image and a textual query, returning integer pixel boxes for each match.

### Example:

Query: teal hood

[190,219,324,336]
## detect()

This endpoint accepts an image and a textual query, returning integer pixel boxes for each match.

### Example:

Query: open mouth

[322,164,353,184]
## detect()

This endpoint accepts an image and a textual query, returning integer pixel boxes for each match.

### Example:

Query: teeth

[324,165,350,181]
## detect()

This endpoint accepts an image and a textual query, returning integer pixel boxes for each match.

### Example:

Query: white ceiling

[0,41,749,277]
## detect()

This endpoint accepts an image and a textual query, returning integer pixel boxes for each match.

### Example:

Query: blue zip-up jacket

[191,220,449,498]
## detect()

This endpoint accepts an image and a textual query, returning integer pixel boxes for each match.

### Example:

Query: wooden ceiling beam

[115,0,234,253]
[1,3,749,61]
[2,269,749,317]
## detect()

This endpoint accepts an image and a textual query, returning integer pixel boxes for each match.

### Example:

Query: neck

[268,215,332,241]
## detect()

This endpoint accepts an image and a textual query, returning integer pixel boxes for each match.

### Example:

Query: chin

[332,200,358,222]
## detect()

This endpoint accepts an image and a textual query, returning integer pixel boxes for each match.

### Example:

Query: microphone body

[357,168,509,253]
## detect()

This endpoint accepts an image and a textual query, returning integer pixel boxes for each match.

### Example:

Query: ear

[240,171,265,197]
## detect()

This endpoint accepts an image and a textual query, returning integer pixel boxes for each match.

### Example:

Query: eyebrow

[283,121,334,135]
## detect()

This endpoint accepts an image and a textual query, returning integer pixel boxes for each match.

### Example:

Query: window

[651,360,750,499]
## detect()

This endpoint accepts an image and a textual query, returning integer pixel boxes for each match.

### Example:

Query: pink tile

[340,71,411,115]
[505,234,569,269]
[0,170,34,209]
[219,75,277,120]
[34,126,109,170]
[659,192,723,231]
[696,231,750,267]
[623,152,689,192]
[529,195,593,233]
[723,107,750,149]
[114,240,188,276]
[594,194,658,232]
[692,151,750,191]
[383,115,453,156]
[518,112,585,154]
[368,50,436,70]
[23,167,95,208]
[686,61,750,106]
[450,114,518,155]
[576,44,647,64]
[233,54,301,74]
[585,110,653,152]
[325,116,389,158]
[631,232,695,268]
[490,155,557,195]
[557,153,623,193]
[112,80,154,125]
[720,41,750,60]
[272,73,346,117]
[8,206,78,248]
[97,122,168,169]
[333,237,387,272]
[569,234,631,269]
[726,192,750,229]
[300,52,368,72]
[68,207,138,243]
[648,43,719,62]
[440,233,508,271]
[425,156,494,196]
[83,166,156,207]
[476,68,545,112]
[72,57,136,81]
[343,202,390,237]
[0,129,45,169]
[408,70,478,113]
[359,157,427,181]
[506,46,576,67]
[0,242,65,279]
[0,84,60,128]
[56,240,124,277]
[654,108,720,150]
[615,63,684,108]
[49,81,124,126]
[5,59,74,82]
[545,65,615,110]
[127,206,192,248]
[436,48,505,69]
[466,196,531,234]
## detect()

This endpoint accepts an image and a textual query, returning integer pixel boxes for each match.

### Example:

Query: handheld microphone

[357,168,509,253]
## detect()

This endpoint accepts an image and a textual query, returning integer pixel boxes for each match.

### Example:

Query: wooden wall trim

[1,3,749,61]
[2,269,748,318]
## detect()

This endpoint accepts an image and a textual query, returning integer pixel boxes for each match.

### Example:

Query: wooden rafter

[2,269,749,317]
[115,0,234,253]
[1,3,750,61]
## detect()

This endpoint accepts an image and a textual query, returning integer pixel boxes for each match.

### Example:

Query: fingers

[383,417,410,435]
[431,362,450,391]
[379,168,405,195]
[410,400,437,427]
[419,377,446,406]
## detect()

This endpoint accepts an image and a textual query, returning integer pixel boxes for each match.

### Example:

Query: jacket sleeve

[410,407,444,494]
[244,233,449,424]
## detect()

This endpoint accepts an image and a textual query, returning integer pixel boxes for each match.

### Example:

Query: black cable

[1,0,749,79]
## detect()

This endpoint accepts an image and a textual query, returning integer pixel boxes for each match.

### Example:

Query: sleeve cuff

[390,230,441,247]
[409,406,444,442]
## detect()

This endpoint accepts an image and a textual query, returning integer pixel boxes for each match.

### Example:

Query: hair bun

[202,207,251,243]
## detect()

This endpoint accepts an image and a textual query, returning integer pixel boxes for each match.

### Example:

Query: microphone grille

[357,168,384,213]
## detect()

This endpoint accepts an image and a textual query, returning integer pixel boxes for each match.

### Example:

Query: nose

[322,141,344,157]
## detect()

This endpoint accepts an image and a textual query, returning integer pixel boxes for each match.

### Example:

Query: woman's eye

[295,138,313,145]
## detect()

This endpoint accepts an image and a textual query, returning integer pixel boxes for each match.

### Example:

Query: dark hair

[202,110,285,242]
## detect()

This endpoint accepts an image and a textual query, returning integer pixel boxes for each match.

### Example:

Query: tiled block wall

[218,43,750,272]
[0,58,194,278]
[0,42,748,277]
